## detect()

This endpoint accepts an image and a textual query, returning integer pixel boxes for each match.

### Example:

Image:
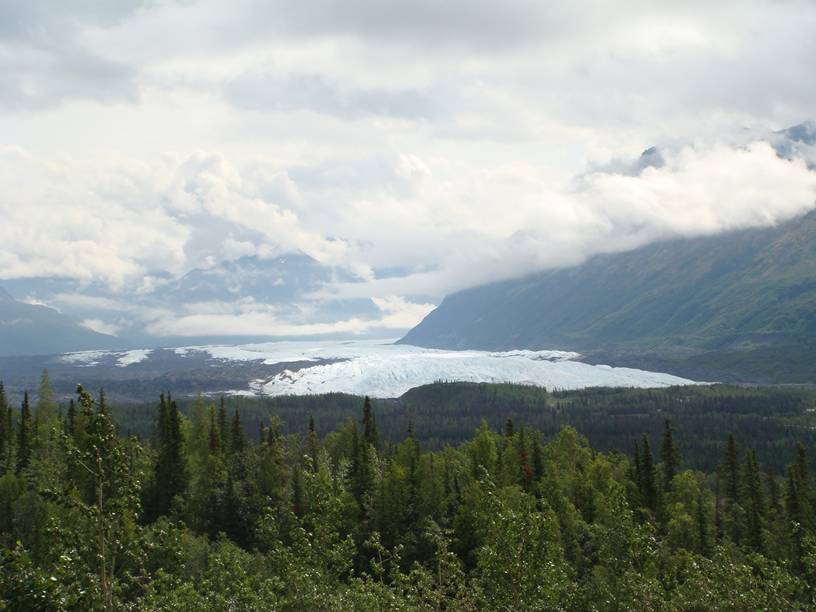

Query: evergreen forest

[2,373,816,610]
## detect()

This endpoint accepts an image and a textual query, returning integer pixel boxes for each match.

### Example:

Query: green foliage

[2,382,816,609]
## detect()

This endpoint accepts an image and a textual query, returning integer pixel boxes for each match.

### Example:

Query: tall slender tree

[724,434,740,505]
[0,382,8,471]
[640,436,658,512]
[230,408,245,453]
[660,419,678,491]
[152,394,186,518]
[208,406,220,453]
[218,396,228,451]
[362,396,379,450]
[742,450,766,553]
[308,414,318,473]
[66,399,76,438]
[16,391,32,474]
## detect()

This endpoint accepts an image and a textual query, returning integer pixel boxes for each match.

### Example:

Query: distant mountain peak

[637,146,665,171]
[0,287,14,303]
[778,120,816,145]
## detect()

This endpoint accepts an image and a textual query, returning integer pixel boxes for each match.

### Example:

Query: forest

[1,373,816,610]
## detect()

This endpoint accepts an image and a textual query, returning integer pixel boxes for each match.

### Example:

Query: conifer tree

[362,396,378,450]
[660,419,678,491]
[504,417,514,438]
[640,436,658,512]
[208,406,220,453]
[724,434,740,505]
[767,472,781,515]
[152,394,186,518]
[218,396,228,450]
[0,382,8,471]
[230,408,245,453]
[16,392,32,474]
[532,435,544,482]
[714,472,723,541]
[795,443,812,527]
[66,399,76,438]
[632,440,643,493]
[742,450,765,553]
[98,388,107,415]
[308,414,318,473]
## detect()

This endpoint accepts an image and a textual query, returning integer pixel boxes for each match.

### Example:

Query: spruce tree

[724,434,740,505]
[218,396,228,451]
[795,443,812,527]
[230,408,245,453]
[660,419,678,491]
[308,414,318,473]
[152,395,186,518]
[362,396,378,450]
[532,435,544,482]
[640,436,658,513]
[16,391,32,474]
[742,450,765,553]
[0,382,8,471]
[66,399,76,438]
[504,417,514,438]
[208,406,220,453]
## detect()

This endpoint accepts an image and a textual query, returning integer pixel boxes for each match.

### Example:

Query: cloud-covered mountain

[1,253,433,351]
[0,287,121,356]
[400,209,816,383]
[1,120,813,356]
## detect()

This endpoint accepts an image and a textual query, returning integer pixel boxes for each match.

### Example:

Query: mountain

[1,254,383,347]
[400,210,816,383]
[163,254,340,304]
[0,287,122,356]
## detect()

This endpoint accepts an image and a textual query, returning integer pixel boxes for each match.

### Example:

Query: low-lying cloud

[1,0,816,337]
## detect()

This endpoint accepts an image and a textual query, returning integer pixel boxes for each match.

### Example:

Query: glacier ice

[60,339,696,398]
[227,339,695,398]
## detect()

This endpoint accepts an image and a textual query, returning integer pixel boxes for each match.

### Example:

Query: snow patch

[60,350,109,366]
[115,349,152,367]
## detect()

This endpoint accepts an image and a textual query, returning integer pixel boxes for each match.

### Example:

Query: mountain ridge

[400,210,816,382]
[0,288,122,357]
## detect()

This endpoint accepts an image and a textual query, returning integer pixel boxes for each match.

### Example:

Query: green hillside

[400,211,816,382]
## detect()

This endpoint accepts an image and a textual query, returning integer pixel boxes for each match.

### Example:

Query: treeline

[1,374,816,609]
[109,382,816,473]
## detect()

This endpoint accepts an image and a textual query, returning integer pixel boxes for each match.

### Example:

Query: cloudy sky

[2,0,816,338]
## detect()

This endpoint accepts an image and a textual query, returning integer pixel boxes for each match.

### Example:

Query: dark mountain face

[0,289,121,357]
[400,211,816,382]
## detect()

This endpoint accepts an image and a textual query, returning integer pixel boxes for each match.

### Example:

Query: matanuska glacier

[182,339,695,397]
[58,339,696,398]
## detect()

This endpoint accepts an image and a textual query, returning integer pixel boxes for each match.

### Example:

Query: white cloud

[80,318,122,336]
[1,0,815,337]
[143,294,434,337]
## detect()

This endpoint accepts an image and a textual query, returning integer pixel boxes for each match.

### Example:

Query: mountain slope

[400,211,816,382]
[0,287,121,356]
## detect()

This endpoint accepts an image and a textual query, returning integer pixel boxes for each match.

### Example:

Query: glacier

[197,339,696,398]
[58,339,696,398]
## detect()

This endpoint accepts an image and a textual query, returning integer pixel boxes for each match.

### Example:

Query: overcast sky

[2,0,816,336]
